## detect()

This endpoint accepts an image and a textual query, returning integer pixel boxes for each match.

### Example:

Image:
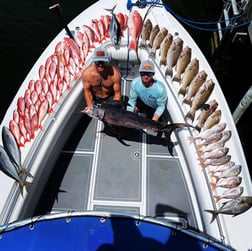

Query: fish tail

[18,167,34,178]
[182,96,191,106]
[209,182,217,191]
[199,159,208,169]
[185,109,195,123]
[172,73,181,82]
[129,39,137,51]
[149,50,156,58]
[18,142,25,148]
[178,86,186,96]
[212,175,220,184]
[197,148,203,156]
[208,170,214,176]
[204,209,218,224]
[187,136,194,144]
[165,66,173,77]
[19,183,24,198]
[198,156,204,163]
[163,129,174,156]
[196,144,203,152]
[104,4,117,13]
[160,58,167,66]
[213,195,221,203]
[19,180,33,197]
[139,40,147,48]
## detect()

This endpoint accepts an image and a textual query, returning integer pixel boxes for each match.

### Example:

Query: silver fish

[165,37,183,77]
[196,131,223,147]
[139,19,153,48]
[159,33,173,66]
[172,46,191,82]
[0,145,32,197]
[210,175,242,190]
[197,130,232,153]
[105,4,121,46]
[213,160,236,173]
[185,79,215,122]
[201,154,231,169]
[148,24,160,47]
[205,196,252,223]
[2,126,33,178]
[195,99,218,131]
[220,130,232,143]
[198,147,229,163]
[213,187,244,203]
[150,27,168,57]
[188,122,226,143]
[182,70,208,105]
[2,126,21,168]
[211,164,242,182]
[198,139,226,156]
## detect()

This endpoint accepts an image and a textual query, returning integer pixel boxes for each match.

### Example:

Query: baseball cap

[139,59,155,73]
[92,47,109,62]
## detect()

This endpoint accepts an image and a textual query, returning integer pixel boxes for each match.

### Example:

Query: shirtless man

[82,47,122,109]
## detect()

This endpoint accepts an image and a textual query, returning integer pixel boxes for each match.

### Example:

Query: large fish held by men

[82,101,199,155]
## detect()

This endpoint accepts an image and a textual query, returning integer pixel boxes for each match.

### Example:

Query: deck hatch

[146,157,196,227]
[94,130,142,202]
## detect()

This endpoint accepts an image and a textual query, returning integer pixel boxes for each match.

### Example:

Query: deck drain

[131,150,141,160]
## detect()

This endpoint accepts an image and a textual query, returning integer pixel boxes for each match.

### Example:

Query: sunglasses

[140,72,154,77]
[94,61,107,67]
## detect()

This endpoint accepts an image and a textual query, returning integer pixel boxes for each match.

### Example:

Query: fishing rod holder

[136,0,147,8]
[127,0,147,11]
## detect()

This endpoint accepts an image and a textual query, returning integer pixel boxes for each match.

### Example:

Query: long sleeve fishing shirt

[127,76,168,117]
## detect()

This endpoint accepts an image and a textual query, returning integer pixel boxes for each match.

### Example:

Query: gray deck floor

[35,111,197,228]
[35,62,197,228]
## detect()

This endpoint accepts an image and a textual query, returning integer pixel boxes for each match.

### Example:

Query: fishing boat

[0,0,251,250]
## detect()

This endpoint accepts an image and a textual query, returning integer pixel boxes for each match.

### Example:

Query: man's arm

[127,80,138,112]
[112,67,122,101]
[153,82,168,121]
[82,72,93,108]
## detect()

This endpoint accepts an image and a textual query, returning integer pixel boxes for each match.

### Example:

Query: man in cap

[82,47,122,109]
[127,59,168,122]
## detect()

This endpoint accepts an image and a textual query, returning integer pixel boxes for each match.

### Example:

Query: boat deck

[34,71,198,230]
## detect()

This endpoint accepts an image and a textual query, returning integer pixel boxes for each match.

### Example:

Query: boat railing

[216,0,249,42]
[0,210,234,250]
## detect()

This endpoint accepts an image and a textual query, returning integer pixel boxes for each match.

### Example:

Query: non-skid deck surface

[36,111,196,228]
[35,66,196,227]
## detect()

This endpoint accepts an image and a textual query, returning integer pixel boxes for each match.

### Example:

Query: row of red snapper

[7,10,144,148]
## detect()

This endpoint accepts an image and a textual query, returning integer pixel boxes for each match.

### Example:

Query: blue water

[0,0,251,174]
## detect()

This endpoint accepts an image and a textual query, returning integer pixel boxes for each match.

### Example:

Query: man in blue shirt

[127,59,168,122]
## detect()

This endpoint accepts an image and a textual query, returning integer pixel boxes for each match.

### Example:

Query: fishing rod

[49,3,75,40]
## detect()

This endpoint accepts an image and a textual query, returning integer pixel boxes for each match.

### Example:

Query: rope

[127,0,252,32]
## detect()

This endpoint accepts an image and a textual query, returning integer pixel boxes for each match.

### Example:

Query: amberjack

[205,196,252,223]
[2,126,33,178]
[0,145,32,197]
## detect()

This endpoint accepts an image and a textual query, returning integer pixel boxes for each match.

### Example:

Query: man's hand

[82,106,93,116]
[152,114,159,122]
